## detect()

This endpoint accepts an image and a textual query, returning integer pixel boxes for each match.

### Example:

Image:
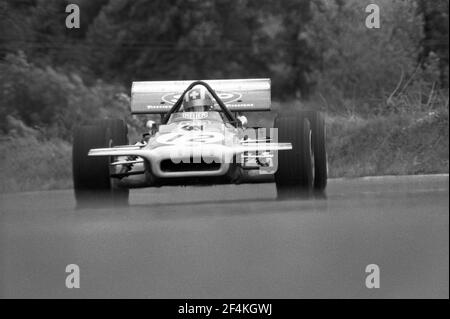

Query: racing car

[72,79,327,206]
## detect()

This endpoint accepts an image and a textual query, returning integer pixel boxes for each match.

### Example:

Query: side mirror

[146,120,158,134]
[146,120,156,130]
[237,115,248,128]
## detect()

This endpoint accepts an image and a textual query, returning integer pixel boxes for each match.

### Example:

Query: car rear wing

[131,78,271,114]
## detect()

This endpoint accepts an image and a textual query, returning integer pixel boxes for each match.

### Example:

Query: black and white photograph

[0,0,448,304]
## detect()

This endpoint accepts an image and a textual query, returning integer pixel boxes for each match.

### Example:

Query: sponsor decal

[182,112,208,120]
[161,91,242,105]
[146,104,171,109]
[227,103,255,109]
[180,124,203,131]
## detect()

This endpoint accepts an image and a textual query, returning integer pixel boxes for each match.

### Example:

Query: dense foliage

[0,0,448,137]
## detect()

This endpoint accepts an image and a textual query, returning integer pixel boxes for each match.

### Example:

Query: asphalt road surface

[0,175,448,298]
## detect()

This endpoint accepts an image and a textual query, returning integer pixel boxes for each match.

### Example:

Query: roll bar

[161,81,238,125]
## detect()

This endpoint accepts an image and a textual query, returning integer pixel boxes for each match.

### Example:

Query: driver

[183,86,214,112]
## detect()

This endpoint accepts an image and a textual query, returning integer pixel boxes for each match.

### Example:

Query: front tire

[304,111,327,194]
[72,119,129,208]
[274,114,314,199]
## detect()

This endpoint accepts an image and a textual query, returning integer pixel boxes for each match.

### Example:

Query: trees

[417,0,449,88]
[83,0,316,99]
[0,53,129,139]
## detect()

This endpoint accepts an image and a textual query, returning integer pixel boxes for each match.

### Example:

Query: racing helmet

[183,86,214,112]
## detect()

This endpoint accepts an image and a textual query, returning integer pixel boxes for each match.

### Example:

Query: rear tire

[72,119,129,208]
[274,114,313,199]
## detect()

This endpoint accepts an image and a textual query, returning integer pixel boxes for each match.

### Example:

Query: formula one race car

[72,79,327,206]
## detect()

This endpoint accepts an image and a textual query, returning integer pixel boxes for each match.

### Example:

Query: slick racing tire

[73,119,129,208]
[302,111,328,194]
[274,114,314,199]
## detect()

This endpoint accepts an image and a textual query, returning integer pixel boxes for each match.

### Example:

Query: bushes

[0,52,139,192]
[327,108,449,177]
[307,0,448,115]
[0,52,130,140]
[0,134,72,193]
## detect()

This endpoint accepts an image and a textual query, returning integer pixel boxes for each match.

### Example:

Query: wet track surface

[0,175,448,298]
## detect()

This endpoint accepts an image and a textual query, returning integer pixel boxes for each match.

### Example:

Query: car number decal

[156,132,224,145]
